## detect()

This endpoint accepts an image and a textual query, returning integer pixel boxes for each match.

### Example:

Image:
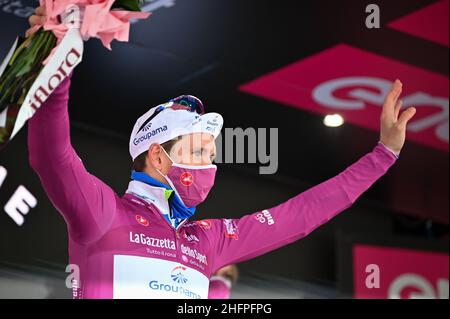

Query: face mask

[157,147,217,208]
[208,276,232,299]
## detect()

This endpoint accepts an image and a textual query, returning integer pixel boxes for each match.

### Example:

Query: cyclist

[26,5,416,299]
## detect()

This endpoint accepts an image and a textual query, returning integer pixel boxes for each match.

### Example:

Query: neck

[131,171,171,191]
[128,172,196,229]
[142,168,170,187]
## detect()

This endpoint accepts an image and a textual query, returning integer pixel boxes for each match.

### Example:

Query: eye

[192,150,202,157]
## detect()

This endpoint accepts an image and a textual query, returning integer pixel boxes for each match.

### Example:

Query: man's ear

[147,144,163,170]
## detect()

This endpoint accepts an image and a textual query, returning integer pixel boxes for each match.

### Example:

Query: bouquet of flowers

[0,0,150,150]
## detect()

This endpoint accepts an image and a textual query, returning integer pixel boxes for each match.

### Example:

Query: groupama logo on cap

[142,123,152,132]
[130,95,224,161]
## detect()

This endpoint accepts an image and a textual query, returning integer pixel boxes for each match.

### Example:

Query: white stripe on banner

[10,28,84,140]
[0,108,6,128]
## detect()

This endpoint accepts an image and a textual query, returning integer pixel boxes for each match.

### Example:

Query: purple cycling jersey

[27,73,398,299]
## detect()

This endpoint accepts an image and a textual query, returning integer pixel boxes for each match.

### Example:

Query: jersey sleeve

[27,72,118,244]
[207,142,398,273]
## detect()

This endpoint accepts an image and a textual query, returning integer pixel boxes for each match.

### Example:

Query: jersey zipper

[167,197,181,263]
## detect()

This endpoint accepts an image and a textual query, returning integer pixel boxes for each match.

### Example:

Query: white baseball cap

[129,95,224,161]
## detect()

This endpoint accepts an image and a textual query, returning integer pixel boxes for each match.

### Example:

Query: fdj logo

[171,265,188,284]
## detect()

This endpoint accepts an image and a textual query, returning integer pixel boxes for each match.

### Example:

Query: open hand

[25,5,46,37]
[379,79,417,154]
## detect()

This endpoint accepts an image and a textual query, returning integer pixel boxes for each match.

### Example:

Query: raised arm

[25,5,119,244]
[207,79,416,273]
[27,70,117,244]
[207,142,397,273]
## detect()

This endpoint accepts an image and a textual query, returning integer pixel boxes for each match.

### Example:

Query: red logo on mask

[136,215,149,227]
[180,172,194,186]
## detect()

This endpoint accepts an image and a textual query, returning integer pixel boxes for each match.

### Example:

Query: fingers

[25,26,39,38]
[394,99,403,120]
[397,107,417,129]
[28,14,46,27]
[35,5,46,16]
[382,79,403,119]
[393,79,403,101]
[27,5,46,30]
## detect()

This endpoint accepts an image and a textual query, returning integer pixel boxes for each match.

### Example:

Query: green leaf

[0,29,59,112]
[8,32,36,66]
[111,0,144,12]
